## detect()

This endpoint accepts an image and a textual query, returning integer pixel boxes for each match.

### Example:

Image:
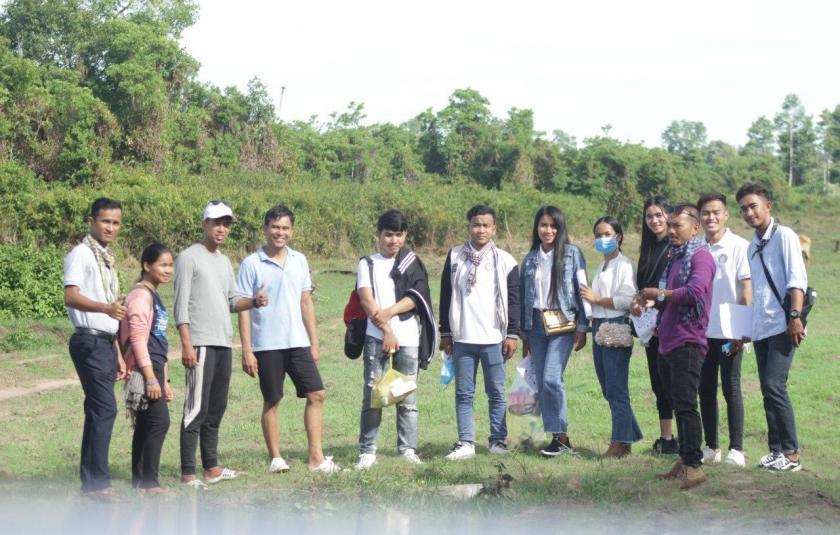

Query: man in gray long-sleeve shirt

[174,201,267,487]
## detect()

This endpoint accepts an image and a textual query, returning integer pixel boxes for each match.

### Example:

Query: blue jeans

[592,318,643,444]
[359,336,419,454]
[754,333,799,453]
[526,309,575,434]
[454,342,507,445]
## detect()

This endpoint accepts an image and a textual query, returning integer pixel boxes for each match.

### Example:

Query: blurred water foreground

[1,488,828,535]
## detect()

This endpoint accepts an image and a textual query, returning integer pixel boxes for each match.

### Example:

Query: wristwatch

[657,288,666,303]
[788,309,801,320]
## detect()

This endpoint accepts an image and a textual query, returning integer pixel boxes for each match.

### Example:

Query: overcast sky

[180,0,840,147]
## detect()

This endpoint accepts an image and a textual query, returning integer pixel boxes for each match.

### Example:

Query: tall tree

[743,116,775,156]
[661,120,707,155]
[773,93,813,187]
[819,106,840,183]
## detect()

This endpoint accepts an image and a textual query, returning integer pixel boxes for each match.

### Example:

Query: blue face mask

[594,236,618,255]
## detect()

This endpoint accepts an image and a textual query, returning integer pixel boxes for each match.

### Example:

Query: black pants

[132,363,170,489]
[180,346,231,476]
[69,333,118,493]
[645,336,673,421]
[699,338,744,451]
[659,345,704,467]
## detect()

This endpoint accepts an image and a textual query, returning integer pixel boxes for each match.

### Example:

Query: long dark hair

[530,205,569,308]
[138,243,172,282]
[638,195,672,278]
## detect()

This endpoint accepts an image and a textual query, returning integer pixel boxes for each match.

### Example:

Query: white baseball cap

[203,200,235,221]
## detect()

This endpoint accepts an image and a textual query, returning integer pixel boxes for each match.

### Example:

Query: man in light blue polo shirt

[238,205,340,474]
[736,182,808,472]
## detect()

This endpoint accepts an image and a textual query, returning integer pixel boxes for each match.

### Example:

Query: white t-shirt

[456,254,503,344]
[63,243,120,334]
[706,229,751,339]
[533,248,553,310]
[357,254,420,347]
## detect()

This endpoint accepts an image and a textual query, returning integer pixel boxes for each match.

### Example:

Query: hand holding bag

[371,351,418,408]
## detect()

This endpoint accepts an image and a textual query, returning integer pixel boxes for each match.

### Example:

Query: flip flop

[182,479,209,490]
[206,468,238,484]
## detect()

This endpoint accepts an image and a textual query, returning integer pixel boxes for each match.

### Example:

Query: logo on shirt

[717,254,728,266]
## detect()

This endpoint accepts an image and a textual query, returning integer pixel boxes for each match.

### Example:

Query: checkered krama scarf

[83,233,119,302]
[463,239,496,294]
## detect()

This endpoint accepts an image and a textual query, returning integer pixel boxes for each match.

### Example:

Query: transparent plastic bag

[371,351,418,408]
[508,371,539,416]
[440,350,455,386]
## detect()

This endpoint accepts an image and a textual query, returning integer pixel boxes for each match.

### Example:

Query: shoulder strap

[366,256,374,298]
[754,223,784,310]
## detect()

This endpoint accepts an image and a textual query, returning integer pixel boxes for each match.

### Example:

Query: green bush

[0,330,41,352]
[0,244,65,319]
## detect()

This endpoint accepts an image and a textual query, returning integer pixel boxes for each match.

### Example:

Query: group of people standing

[62,179,808,497]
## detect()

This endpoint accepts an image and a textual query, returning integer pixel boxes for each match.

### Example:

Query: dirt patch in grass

[0,378,77,401]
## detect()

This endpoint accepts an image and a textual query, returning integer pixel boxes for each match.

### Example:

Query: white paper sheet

[576,269,593,319]
[630,308,658,346]
[718,303,753,340]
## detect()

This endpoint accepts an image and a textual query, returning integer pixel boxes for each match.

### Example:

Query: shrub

[0,244,66,319]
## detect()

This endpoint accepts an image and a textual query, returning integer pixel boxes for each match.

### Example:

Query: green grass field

[1,224,838,524]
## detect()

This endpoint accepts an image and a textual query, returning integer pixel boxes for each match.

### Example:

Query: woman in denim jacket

[520,206,588,456]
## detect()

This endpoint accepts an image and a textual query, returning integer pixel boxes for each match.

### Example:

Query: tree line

[1,0,839,231]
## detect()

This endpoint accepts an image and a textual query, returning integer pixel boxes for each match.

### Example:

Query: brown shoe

[656,459,684,480]
[679,465,708,490]
[602,442,631,459]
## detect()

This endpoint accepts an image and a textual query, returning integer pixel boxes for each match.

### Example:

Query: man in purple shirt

[634,203,715,490]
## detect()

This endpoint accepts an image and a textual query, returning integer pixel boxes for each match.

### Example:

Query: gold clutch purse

[542,309,576,335]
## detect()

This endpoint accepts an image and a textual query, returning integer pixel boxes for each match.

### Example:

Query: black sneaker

[540,436,573,457]
[652,436,679,454]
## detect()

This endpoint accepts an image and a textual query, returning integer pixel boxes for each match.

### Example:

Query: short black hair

[671,202,701,222]
[263,205,295,226]
[377,210,408,233]
[697,192,727,211]
[466,204,495,223]
[90,197,122,219]
[736,182,773,203]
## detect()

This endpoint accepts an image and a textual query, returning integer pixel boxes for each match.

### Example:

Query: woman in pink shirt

[120,243,174,494]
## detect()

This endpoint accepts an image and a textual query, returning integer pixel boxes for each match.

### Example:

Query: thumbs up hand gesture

[254,284,269,309]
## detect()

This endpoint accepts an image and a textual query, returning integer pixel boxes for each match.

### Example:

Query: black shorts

[255,347,324,403]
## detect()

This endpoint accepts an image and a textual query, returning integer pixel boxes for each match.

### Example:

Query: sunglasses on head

[209,200,231,207]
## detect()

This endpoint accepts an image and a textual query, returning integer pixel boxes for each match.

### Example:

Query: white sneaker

[725,449,746,467]
[489,441,511,455]
[268,456,290,473]
[445,441,476,461]
[757,451,782,468]
[701,446,722,464]
[354,453,377,470]
[311,456,343,474]
[402,449,423,465]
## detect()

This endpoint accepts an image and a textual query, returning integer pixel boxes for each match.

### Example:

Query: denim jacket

[519,244,588,333]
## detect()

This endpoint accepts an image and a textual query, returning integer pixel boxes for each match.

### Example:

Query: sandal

[182,479,209,490]
[206,467,238,484]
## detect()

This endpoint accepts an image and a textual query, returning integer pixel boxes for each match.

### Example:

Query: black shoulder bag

[343,257,374,359]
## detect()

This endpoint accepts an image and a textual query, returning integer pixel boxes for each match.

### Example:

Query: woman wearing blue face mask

[580,216,643,458]
[519,206,588,457]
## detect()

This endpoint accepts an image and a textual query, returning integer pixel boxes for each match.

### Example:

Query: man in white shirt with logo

[63,197,127,498]
[697,192,751,467]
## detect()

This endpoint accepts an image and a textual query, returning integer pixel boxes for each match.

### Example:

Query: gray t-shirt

[174,243,241,347]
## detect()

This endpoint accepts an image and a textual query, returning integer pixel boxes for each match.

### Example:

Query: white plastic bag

[517,354,539,393]
[508,372,539,416]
